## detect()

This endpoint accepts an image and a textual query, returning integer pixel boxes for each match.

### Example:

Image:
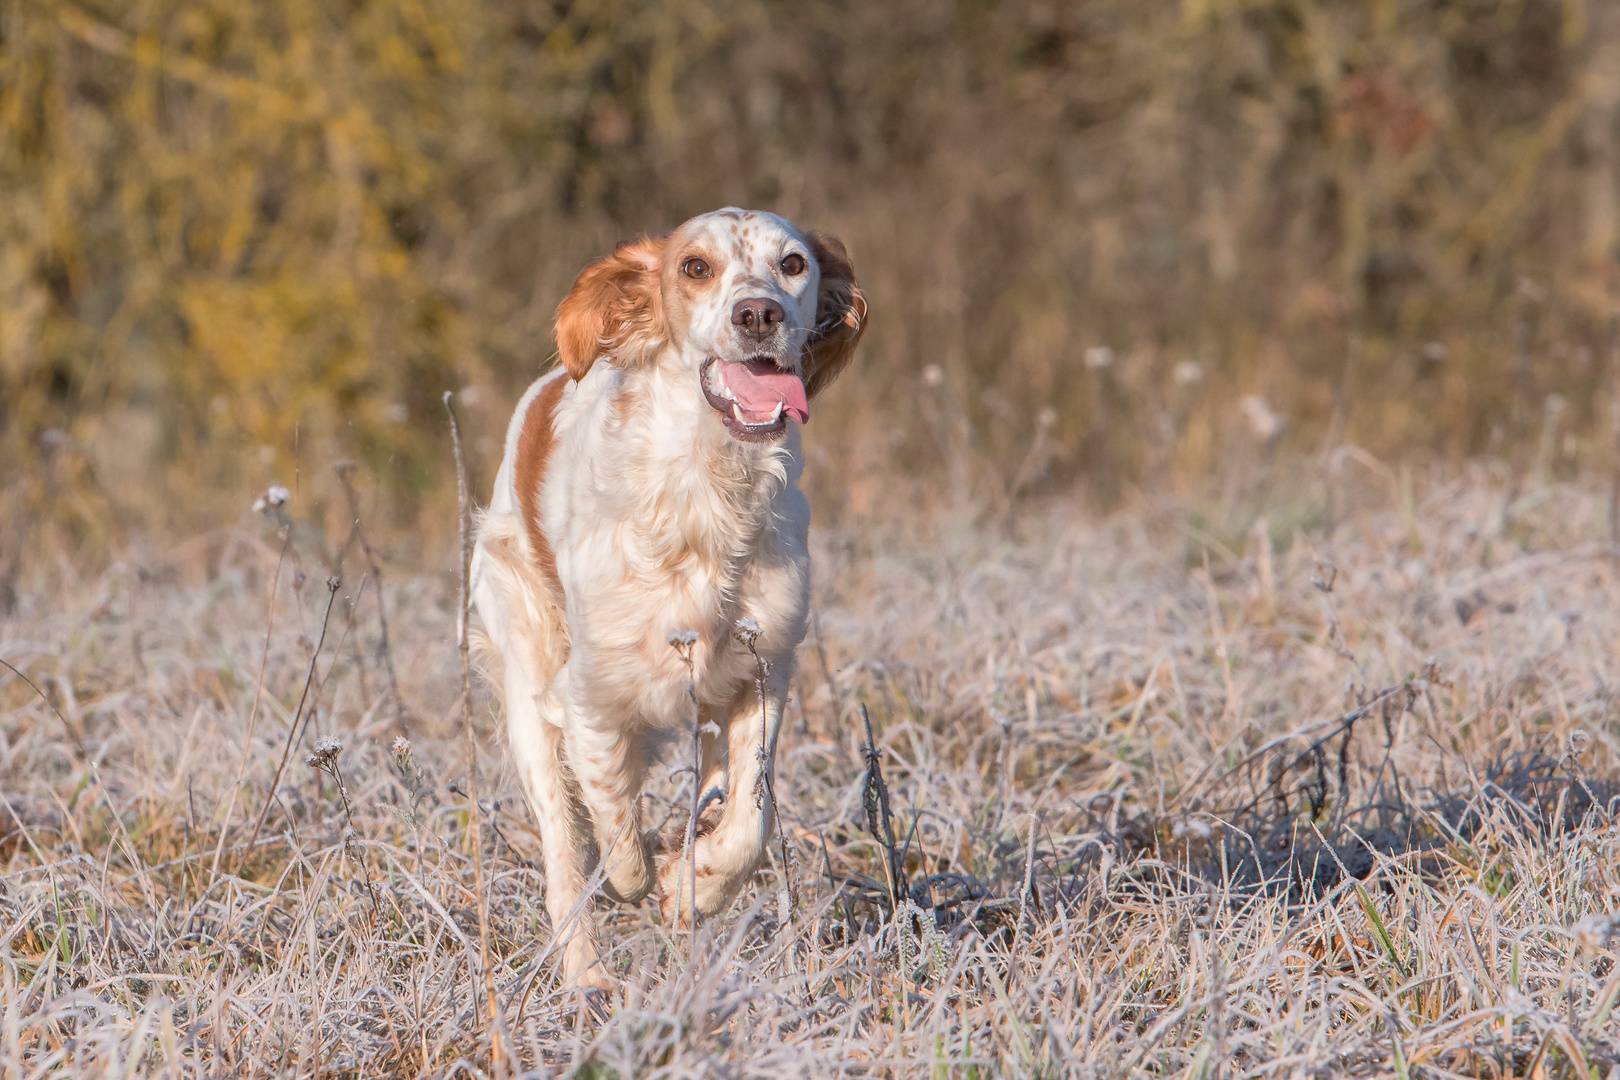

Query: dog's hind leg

[473,527,607,989]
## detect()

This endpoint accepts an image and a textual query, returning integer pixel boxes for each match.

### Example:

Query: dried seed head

[1574,913,1618,954]
[733,616,762,649]
[307,737,342,770]
[1239,395,1283,441]
[252,485,291,514]
[1173,818,1213,841]
[667,629,698,648]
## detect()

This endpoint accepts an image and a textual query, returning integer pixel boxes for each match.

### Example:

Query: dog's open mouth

[700,357,808,442]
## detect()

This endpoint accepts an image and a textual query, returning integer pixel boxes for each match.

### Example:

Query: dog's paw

[574,962,619,997]
[656,858,695,929]
[656,850,746,929]
[695,787,726,837]
[557,929,618,994]
[656,852,717,929]
[598,832,655,906]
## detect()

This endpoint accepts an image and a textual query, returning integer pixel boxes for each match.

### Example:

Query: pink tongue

[721,360,809,424]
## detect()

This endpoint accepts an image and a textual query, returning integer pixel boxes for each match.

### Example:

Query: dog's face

[554,208,865,443]
[666,211,821,442]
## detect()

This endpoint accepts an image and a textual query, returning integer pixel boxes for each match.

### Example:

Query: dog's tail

[469,506,570,709]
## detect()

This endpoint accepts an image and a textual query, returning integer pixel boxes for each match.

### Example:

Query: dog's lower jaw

[700,357,791,443]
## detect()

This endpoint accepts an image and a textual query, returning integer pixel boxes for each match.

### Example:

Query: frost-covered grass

[2,463,1619,1077]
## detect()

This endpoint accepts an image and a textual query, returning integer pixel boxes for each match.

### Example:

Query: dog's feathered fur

[470,209,864,988]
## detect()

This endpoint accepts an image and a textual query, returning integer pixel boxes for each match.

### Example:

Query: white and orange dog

[471,209,864,987]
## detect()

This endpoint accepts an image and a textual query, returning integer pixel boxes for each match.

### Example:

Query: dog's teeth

[732,404,746,424]
[770,401,783,422]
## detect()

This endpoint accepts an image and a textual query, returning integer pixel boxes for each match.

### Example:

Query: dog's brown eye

[780,252,807,276]
[682,257,712,279]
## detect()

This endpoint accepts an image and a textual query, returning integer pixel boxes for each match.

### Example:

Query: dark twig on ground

[859,702,905,911]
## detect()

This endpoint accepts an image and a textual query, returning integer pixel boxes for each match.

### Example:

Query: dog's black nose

[731,297,785,341]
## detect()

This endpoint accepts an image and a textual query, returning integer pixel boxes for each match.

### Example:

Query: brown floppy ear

[802,232,867,399]
[554,236,668,381]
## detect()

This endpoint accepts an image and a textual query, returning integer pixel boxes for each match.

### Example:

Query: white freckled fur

[470,210,824,989]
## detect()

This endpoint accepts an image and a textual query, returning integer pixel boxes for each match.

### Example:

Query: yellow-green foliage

[3,0,1619,553]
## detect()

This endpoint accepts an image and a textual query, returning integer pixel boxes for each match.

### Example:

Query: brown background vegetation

[5,0,1620,567]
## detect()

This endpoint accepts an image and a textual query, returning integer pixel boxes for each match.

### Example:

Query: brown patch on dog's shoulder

[513,375,569,603]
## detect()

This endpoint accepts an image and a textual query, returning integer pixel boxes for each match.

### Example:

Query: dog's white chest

[556,472,803,723]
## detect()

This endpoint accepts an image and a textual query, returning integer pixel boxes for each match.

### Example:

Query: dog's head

[554,208,866,443]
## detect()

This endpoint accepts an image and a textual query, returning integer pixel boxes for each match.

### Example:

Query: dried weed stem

[445,390,502,1072]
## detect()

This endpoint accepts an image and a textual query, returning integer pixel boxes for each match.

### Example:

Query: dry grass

[3,461,1620,1077]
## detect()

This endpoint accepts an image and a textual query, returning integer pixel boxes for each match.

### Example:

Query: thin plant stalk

[669,630,701,959]
[304,739,380,925]
[237,576,341,871]
[445,390,502,1071]
[209,508,293,881]
[334,459,407,734]
[735,618,796,916]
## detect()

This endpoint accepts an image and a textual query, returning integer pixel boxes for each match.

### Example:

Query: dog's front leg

[564,717,655,906]
[503,669,608,989]
[659,659,791,927]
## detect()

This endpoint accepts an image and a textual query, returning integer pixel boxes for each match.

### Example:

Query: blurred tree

[1,0,1615,557]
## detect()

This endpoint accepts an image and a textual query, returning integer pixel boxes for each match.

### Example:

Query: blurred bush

[3,0,1620,566]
